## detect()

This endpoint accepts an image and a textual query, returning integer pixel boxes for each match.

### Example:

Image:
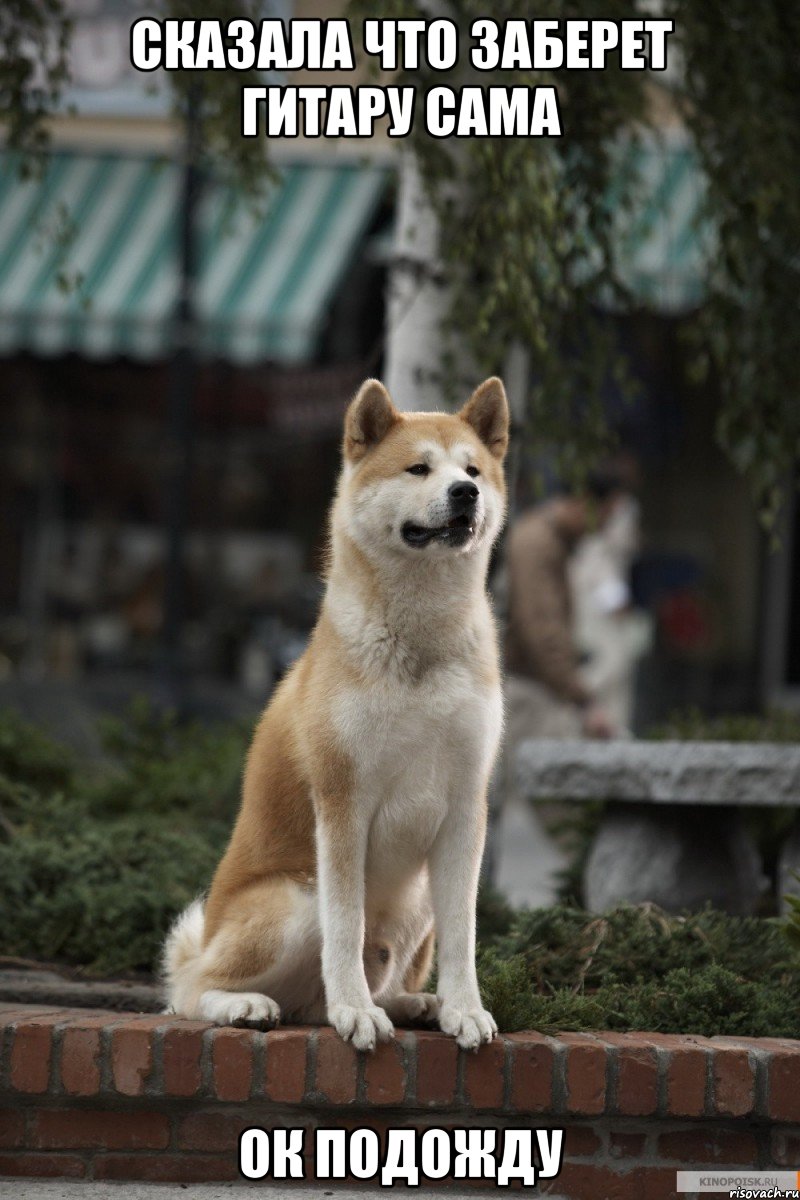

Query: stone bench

[516,740,800,914]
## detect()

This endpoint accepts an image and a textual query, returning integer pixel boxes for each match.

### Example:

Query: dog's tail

[161,898,206,1014]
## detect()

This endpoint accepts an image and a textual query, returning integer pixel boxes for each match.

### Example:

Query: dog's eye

[466,465,480,478]
[406,463,430,476]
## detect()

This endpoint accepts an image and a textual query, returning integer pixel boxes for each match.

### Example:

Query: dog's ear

[344,379,400,462]
[459,377,509,460]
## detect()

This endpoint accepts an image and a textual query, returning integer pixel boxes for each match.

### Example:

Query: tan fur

[403,928,436,993]
[164,377,509,1050]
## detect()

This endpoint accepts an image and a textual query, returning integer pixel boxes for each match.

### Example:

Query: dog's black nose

[448,480,479,508]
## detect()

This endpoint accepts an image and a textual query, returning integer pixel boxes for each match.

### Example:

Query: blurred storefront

[0,0,786,726]
[0,0,393,695]
[0,151,390,687]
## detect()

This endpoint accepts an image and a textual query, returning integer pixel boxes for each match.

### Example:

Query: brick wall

[1,1004,799,1197]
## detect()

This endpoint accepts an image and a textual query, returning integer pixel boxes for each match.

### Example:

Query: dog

[163,376,509,1051]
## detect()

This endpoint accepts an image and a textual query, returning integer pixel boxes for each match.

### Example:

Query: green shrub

[0,707,74,791]
[494,903,795,990]
[89,697,248,820]
[0,701,246,975]
[0,812,226,974]
[479,958,800,1040]
[475,903,800,1037]
[648,707,800,743]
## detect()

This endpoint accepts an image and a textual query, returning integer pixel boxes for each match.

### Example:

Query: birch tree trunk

[384,151,529,422]
[383,152,452,412]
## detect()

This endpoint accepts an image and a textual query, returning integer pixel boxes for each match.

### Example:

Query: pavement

[493,795,567,909]
[1,1184,561,1200]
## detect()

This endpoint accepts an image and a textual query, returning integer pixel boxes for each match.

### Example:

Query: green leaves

[0,0,71,161]
[353,0,800,513]
[353,0,647,477]
[784,874,800,953]
[157,0,278,200]
[643,0,800,522]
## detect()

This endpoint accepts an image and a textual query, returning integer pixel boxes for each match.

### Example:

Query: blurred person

[504,468,627,743]
[489,469,629,908]
[570,490,653,733]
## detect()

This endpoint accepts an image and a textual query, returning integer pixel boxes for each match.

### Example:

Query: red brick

[769,1048,800,1122]
[331,1115,392,1149]
[464,1036,506,1110]
[712,1048,755,1117]
[771,1128,800,1166]
[609,1131,646,1159]
[61,1012,121,1030]
[111,1024,156,1096]
[564,1125,603,1157]
[0,1107,25,1148]
[2,1003,110,1022]
[641,1165,682,1200]
[264,1028,308,1103]
[211,1027,254,1102]
[364,1035,408,1105]
[642,1031,713,1113]
[712,1035,782,1051]
[94,1153,238,1182]
[508,1033,555,1114]
[0,1152,86,1178]
[60,1026,103,1097]
[9,1016,63,1093]
[161,1022,207,1097]
[666,1045,708,1117]
[603,1034,658,1116]
[741,1036,800,1053]
[415,1032,458,1106]
[177,1111,246,1152]
[562,1034,606,1116]
[658,1128,758,1165]
[0,1006,65,1024]
[315,1028,358,1104]
[540,1163,637,1199]
[31,1109,169,1151]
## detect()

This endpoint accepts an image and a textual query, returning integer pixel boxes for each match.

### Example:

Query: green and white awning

[0,152,388,363]
[0,136,709,363]
[611,132,712,313]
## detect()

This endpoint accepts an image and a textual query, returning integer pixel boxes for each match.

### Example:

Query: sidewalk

[493,795,567,909]
[2,1184,526,1199]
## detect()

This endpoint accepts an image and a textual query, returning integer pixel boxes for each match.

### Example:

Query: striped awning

[610,132,712,313]
[0,152,388,364]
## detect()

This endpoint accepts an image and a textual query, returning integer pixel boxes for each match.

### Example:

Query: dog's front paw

[199,990,281,1029]
[384,992,440,1025]
[329,1003,394,1051]
[438,1002,497,1050]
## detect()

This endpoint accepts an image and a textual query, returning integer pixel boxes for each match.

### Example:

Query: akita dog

[163,376,509,1051]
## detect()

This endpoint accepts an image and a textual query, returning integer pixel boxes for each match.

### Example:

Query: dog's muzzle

[401,482,480,548]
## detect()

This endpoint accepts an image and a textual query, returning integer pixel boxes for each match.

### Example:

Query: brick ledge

[2,1003,800,1194]
[3,1002,799,1118]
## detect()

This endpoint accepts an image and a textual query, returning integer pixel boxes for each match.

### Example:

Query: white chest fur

[332,660,502,890]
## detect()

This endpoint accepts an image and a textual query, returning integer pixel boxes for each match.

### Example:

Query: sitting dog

[163,376,509,1051]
